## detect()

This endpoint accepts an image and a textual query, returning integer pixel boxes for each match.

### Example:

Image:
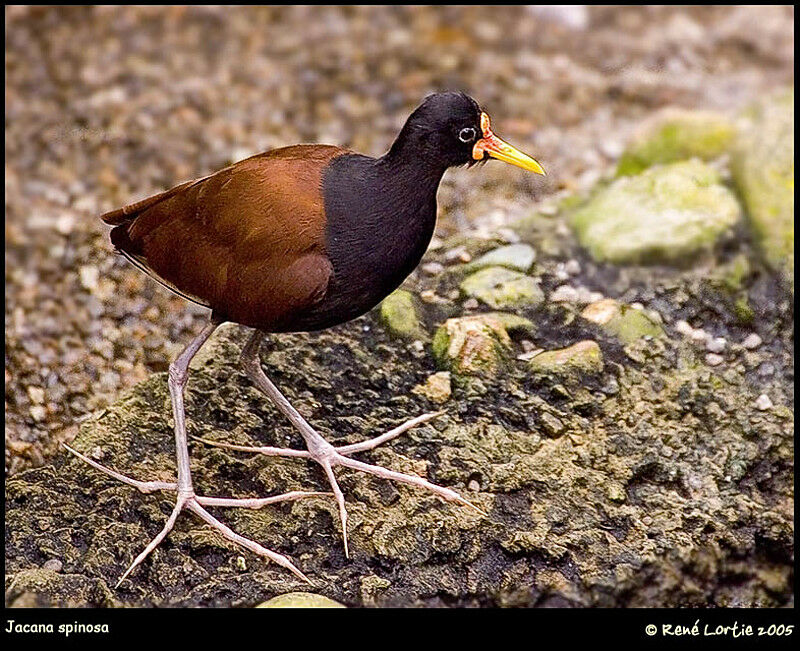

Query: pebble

[444,246,472,264]
[27,386,45,404]
[690,328,709,344]
[79,265,99,292]
[421,262,444,276]
[564,259,581,276]
[462,298,479,310]
[705,337,726,353]
[705,353,724,366]
[675,320,695,337]
[742,333,762,350]
[467,479,481,492]
[42,559,63,572]
[551,285,579,303]
[755,394,773,411]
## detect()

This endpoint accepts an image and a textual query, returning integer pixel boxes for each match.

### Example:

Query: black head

[386,92,546,175]
[388,92,484,168]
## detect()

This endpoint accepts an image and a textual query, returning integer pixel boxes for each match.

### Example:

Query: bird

[65,91,545,585]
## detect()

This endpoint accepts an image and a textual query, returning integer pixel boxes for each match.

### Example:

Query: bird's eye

[458,127,477,143]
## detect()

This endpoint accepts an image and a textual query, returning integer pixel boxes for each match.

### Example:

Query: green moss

[581,299,663,344]
[616,108,736,176]
[528,340,604,379]
[571,160,741,265]
[379,289,426,339]
[432,315,512,378]
[460,266,544,309]
[731,88,794,292]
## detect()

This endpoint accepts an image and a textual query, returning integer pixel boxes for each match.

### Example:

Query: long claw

[338,455,486,516]
[116,498,185,588]
[187,501,311,584]
[320,461,349,558]
[335,411,446,456]
[62,443,177,493]
[192,436,311,459]
[196,491,332,509]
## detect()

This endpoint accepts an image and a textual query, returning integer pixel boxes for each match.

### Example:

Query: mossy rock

[570,160,741,265]
[256,592,345,608]
[432,314,512,378]
[528,341,604,379]
[731,88,794,292]
[379,289,426,340]
[463,243,536,274]
[581,299,663,344]
[616,108,736,176]
[460,266,544,309]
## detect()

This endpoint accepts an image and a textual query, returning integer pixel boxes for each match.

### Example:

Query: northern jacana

[66,92,545,584]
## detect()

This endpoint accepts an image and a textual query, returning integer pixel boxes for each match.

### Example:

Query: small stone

[460,266,544,310]
[540,412,565,438]
[42,559,63,572]
[432,314,513,378]
[27,386,45,404]
[742,333,763,350]
[462,298,479,310]
[495,228,521,243]
[421,262,444,276]
[705,353,724,366]
[379,290,425,340]
[79,265,99,291]
[755,393,773,411]
[581,298,663,344]
[464,243,536,274]
[256,592,345,608]
[411,371,452,404]
[690,328,709,344]
[705,337,726,353]
[675,320,695,337]
[444,246,471,263]
[528,340,604,378]
[564,259,581,276]
[550,285,580,303]
[467,479,481,492]
[29,405,46,422]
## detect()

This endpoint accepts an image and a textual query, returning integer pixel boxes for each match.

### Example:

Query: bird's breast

[287,154,441,331]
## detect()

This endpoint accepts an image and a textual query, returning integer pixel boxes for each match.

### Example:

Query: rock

[581,299,663,344]
[5,312,793,608]
[528,340,603,378]
[256,592,345,608]
[731,89,794,291]
[460,266,544,309]
[616,108,736,176]
[755,394,773,411]
[550,285,580,304]
[463,243,536,274]
[570,160,741,265]
[705,353,724,367]
[742,333,762,350]
[412,371,452,404]
[469,312,532,336]
[432,314,513,377]
[705,337,726,354]
[379,290,426,340]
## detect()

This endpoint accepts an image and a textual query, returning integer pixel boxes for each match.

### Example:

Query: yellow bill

[473,112,546,175]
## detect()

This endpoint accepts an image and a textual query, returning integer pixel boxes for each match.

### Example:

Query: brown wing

[106,144,347,330]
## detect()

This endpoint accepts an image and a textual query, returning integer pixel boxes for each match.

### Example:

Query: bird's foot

[192,411,485,557]
[62,443,323,586]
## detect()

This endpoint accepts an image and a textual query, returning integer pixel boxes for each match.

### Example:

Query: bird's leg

[66,318,315,586]
[201,330,484,557]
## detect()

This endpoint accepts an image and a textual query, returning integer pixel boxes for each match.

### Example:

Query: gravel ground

[4,5,795,475]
